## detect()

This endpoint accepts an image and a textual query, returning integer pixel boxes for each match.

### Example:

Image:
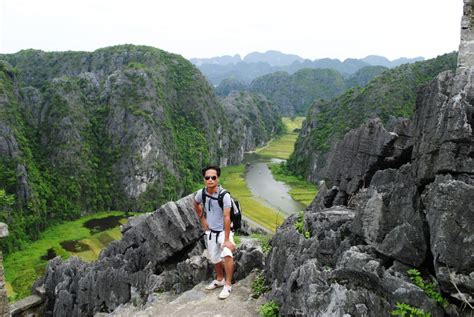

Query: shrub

[407,269,447,307]
[251,272,269,298]
[250,233,272,254]
[259,301,279,317]
[294,211,311,238]
[391,303,431,317]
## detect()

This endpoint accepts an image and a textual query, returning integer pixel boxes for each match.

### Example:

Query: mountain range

[191,50,424,85]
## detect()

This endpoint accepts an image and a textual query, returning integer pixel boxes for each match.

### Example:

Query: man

[194,165,236,299]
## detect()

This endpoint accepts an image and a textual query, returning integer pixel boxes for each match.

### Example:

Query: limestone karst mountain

[0,46,282,254]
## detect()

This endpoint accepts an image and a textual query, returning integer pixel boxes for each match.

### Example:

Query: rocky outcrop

[458,0,474,69]
[34,195,264,317]
[287,52,457,181]
[320,117,412,206]
[265,3,473,315]
[266,208,445,317]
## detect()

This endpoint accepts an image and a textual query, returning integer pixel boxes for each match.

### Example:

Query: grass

[256,117,317,207]
[4,211,136,302]
[220,165,284,232]
[257,117,305,160]
[268,163,317,207]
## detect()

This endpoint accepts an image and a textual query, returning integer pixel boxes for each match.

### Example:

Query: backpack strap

[201,187,206,209]
[202,187,224,211]
[217,190,230,210]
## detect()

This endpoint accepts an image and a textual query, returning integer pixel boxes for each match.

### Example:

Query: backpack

[201,187,242,231]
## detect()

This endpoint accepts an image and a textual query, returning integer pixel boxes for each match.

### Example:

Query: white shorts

[205,230,235,264]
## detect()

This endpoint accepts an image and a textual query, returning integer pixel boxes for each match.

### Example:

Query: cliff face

[0,46,281,253]
[288,52,457,182]
[266,3,474,315]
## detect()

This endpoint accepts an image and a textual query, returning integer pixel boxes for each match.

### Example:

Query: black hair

[202,165,221,177]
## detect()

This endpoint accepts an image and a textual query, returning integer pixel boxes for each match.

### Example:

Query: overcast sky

[0,0,464,61]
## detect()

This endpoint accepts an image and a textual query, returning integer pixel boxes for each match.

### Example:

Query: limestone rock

[314,117,413,207]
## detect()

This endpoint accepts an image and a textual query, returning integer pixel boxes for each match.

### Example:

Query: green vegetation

[268,163,317,207]
[5,211,134,302]
[391,303,432,317]
[0,46,282,258]
[287,53,457,178]
[407,269,447,307]
[250,233,272,254]
[251,272,269,298]
[215,78,248,96]
[294,211,311,239]
[257,117,304,160]
[250,69,346,115]
[219,165,284,232]
[346,65,388,88]
[259,301,280,317]
[233,232,242,247]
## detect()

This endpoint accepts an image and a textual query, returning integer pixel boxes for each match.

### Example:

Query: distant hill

[190,54,241,66]
[243,50,304,66]
[216,65,388,116]
[191,51,425,85]
[345,65,388,88]
[362,55,424,67]
[249,69,346,115]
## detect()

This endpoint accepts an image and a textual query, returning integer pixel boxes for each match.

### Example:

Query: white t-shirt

[194,186,231,231]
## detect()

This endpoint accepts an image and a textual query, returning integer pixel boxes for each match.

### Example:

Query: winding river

[243,153,305,217]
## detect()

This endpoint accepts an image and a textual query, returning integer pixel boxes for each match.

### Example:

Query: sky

[0,0,464,62]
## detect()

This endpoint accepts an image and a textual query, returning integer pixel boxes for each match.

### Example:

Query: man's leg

[223,255,233,286]
[215,261,225,281]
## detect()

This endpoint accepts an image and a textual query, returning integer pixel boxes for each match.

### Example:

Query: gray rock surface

[35,195,265,317]
[458,0,474,69]
[313,117,413,207]
[351,164,427,267]
[97,271,264,317]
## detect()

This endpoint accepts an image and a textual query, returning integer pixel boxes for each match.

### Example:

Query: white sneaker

[218,285,232,299]
[205,279,225,290]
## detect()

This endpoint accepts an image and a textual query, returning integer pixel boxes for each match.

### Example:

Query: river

[243,153,305,217]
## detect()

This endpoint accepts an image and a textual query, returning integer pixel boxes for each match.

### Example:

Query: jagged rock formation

[288,52,457,181]
[458,0,474,69]
[34,195,265,316]
[0,46,281,254]
[265,3,474,315]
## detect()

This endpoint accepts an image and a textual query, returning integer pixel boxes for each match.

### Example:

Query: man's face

[204,169,219,189]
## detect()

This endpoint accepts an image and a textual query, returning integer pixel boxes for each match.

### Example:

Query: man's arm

[194,200,208,231]
[223,207,235,252]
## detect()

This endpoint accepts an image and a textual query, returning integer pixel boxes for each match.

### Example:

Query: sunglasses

[204,176,217,181]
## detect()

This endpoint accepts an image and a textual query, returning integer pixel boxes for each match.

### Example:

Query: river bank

[220,117,317,232]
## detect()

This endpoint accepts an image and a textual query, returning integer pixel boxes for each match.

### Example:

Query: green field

[4,211,134,302]
[256,117,305,159]
[220,165,284,232]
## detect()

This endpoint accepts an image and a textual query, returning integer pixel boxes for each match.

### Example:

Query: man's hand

[202,219,209,231]
[222,240,236,253]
